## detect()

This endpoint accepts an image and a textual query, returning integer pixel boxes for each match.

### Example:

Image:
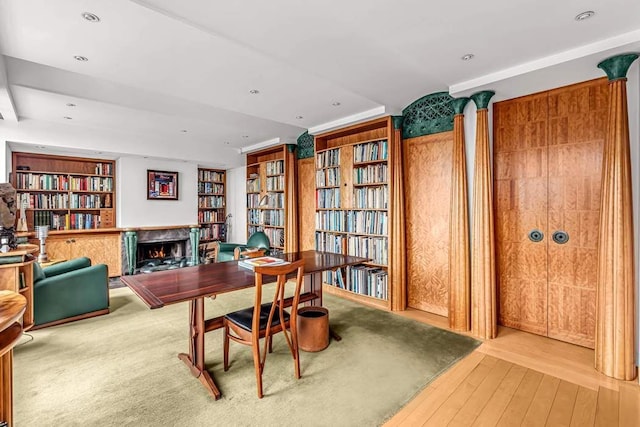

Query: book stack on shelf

[197,168,226,243]
[313,117,397,310]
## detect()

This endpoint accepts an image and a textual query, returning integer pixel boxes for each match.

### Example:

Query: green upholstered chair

[215,231,271,262]
[33,257,109,328]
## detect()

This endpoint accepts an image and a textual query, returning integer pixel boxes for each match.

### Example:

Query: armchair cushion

[34,257,109,327]
[33,261,45,282]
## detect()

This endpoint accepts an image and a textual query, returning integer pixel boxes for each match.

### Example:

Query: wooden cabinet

[198,168,226,244]
[313,116,400,311]
[12,152,116,231]
[0,245,38,331]
[43,231,122,278]
[245,145,294,252]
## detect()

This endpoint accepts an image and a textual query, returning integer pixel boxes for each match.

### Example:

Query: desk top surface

[120,251,368,309]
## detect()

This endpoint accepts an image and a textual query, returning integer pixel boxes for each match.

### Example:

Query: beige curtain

[470,91,497,339]
[285,146,299,253]
[449,109,471,330]
[595,54,638,380]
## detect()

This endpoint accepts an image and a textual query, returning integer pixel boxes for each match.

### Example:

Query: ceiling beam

[0,54,18,121]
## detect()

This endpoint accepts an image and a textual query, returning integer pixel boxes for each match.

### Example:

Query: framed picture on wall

[147,170,179,200]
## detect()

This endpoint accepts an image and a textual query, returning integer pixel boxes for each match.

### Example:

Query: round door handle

[528,229,544,242]
[552,231,569,245]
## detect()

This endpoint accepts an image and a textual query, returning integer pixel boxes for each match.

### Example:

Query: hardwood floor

[385,309,640,426]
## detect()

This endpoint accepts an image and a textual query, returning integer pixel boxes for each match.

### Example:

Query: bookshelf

[314,116,402,311]
[0,244,38,331]
[245,145,295,252]
[197,168,227,244]
[11,152,115,231]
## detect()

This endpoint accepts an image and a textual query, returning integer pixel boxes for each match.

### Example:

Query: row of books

[198,195,225,208]
[16,173,68,191]
[246,177,260,193]
[70,193,109,209]
[198,182,224,194]
[316,167,340,187]
[315,231,345,254]
[347,235,388,265]
[354,186,388,209]
[198,170,224,182]
[261,209,284,226]
[198,210,223,223]
[33,211,102,230]
[263,227,285,248]
[317,188,341,209]
[94,162,113,176]
[315,210,388,235]
[265,160,284,176]
[354,163,387,184]
[19,192,68,209]
[323,265,388,300]
[354,139,388,163]
[200,224,224,241]
[266,175,284,191]
[316,148,340,169]
[69,176,113,192]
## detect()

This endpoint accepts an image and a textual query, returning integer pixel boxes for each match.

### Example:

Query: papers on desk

[238,256,290,271]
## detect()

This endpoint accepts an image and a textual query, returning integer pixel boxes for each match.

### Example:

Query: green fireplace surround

[124,226,201,275]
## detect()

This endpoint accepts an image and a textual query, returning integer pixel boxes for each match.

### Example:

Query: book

[238,256,289,271]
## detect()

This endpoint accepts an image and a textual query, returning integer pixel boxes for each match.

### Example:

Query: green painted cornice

[392,115,403,130]
[286,144,297,153]
[451,97,470,115]
[598,53,639,81]
[470,91,495,110]
[401,91,455,139]
[296,131,314,159]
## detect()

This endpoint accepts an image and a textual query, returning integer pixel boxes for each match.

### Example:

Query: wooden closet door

[546,79,608,348]
[404,132,452,315]
[494,93,549,336]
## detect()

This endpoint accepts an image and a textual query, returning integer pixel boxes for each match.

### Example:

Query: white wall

[117,156,198,227]
[225,165,247,243]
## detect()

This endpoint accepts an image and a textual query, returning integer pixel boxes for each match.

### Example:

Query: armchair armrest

[217,242,243,252]
[43,257,92,278]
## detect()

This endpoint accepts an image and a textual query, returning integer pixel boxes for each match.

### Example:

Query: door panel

[494,93,549,336]
[546,80,607,348]
[404,132,452,315]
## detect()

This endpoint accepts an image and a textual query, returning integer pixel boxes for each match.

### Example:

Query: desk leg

[304,272,342,342]
[178,297,221,399]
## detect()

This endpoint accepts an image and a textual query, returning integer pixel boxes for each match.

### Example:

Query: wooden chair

[223,259,305,398]
[233,247,266,260]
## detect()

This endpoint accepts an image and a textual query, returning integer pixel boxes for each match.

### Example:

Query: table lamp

[36,225,49,262]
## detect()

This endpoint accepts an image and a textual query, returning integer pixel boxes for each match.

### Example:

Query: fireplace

[137,240,186,266]
[121,226,196,275]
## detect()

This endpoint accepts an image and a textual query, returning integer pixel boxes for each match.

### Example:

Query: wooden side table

[0,290,27,426]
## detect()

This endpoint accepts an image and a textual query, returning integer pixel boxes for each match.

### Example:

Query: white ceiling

[0,0,639,168]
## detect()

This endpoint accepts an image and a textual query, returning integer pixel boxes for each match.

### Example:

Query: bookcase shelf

[12,152,116,231]
[314,116,400,311]
[197,168,227,246]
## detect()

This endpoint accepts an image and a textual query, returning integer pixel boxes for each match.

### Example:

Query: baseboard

[32,308,110,330]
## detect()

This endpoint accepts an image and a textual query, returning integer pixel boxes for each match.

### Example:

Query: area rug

[14,286,480,426]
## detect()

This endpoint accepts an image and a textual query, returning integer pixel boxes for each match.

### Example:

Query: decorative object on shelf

[36,225,49,262]
[147,170,179,200]
[16,197,28,232]
[0,183,19,249]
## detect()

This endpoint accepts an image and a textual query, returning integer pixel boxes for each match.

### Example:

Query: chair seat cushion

[225,303,289,332]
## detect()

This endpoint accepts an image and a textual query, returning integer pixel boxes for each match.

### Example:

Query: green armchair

[215,231,271,262]
[33,257,109,328]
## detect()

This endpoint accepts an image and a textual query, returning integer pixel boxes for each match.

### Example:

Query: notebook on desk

[238,256,289,271]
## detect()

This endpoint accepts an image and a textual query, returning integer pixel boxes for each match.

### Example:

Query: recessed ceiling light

[295,115,304,119]
[63,116,73,120]
[95,151,103,154]
[37,146,46,149]
[461,54,475,61]
[66,103,76,107]
[81,12,101,23]
[74,55,88,62]
[249,89,260,94]
[331,102,341,107]
[575,11,595,21]
[242,135,249,138]
[180,130,188,133]
[224,141,230,145]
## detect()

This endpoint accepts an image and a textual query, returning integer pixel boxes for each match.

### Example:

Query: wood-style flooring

[385,310,640,427]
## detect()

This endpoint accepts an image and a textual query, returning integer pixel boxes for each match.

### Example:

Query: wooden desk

[0,291,27,426]
[121,251,367,399]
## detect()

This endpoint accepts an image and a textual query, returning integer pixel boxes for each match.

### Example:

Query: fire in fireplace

[137,240,186,266]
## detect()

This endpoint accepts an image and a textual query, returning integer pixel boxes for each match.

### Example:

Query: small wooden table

[0,290,27,426]
[121,250,367,399]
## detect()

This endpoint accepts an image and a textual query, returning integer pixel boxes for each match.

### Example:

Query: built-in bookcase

[314,117,397,310]
[245,145,291,252]
[12,152,116,231]
[197,168,226,243]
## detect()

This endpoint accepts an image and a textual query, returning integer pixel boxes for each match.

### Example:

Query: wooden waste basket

[297,306,329,352]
